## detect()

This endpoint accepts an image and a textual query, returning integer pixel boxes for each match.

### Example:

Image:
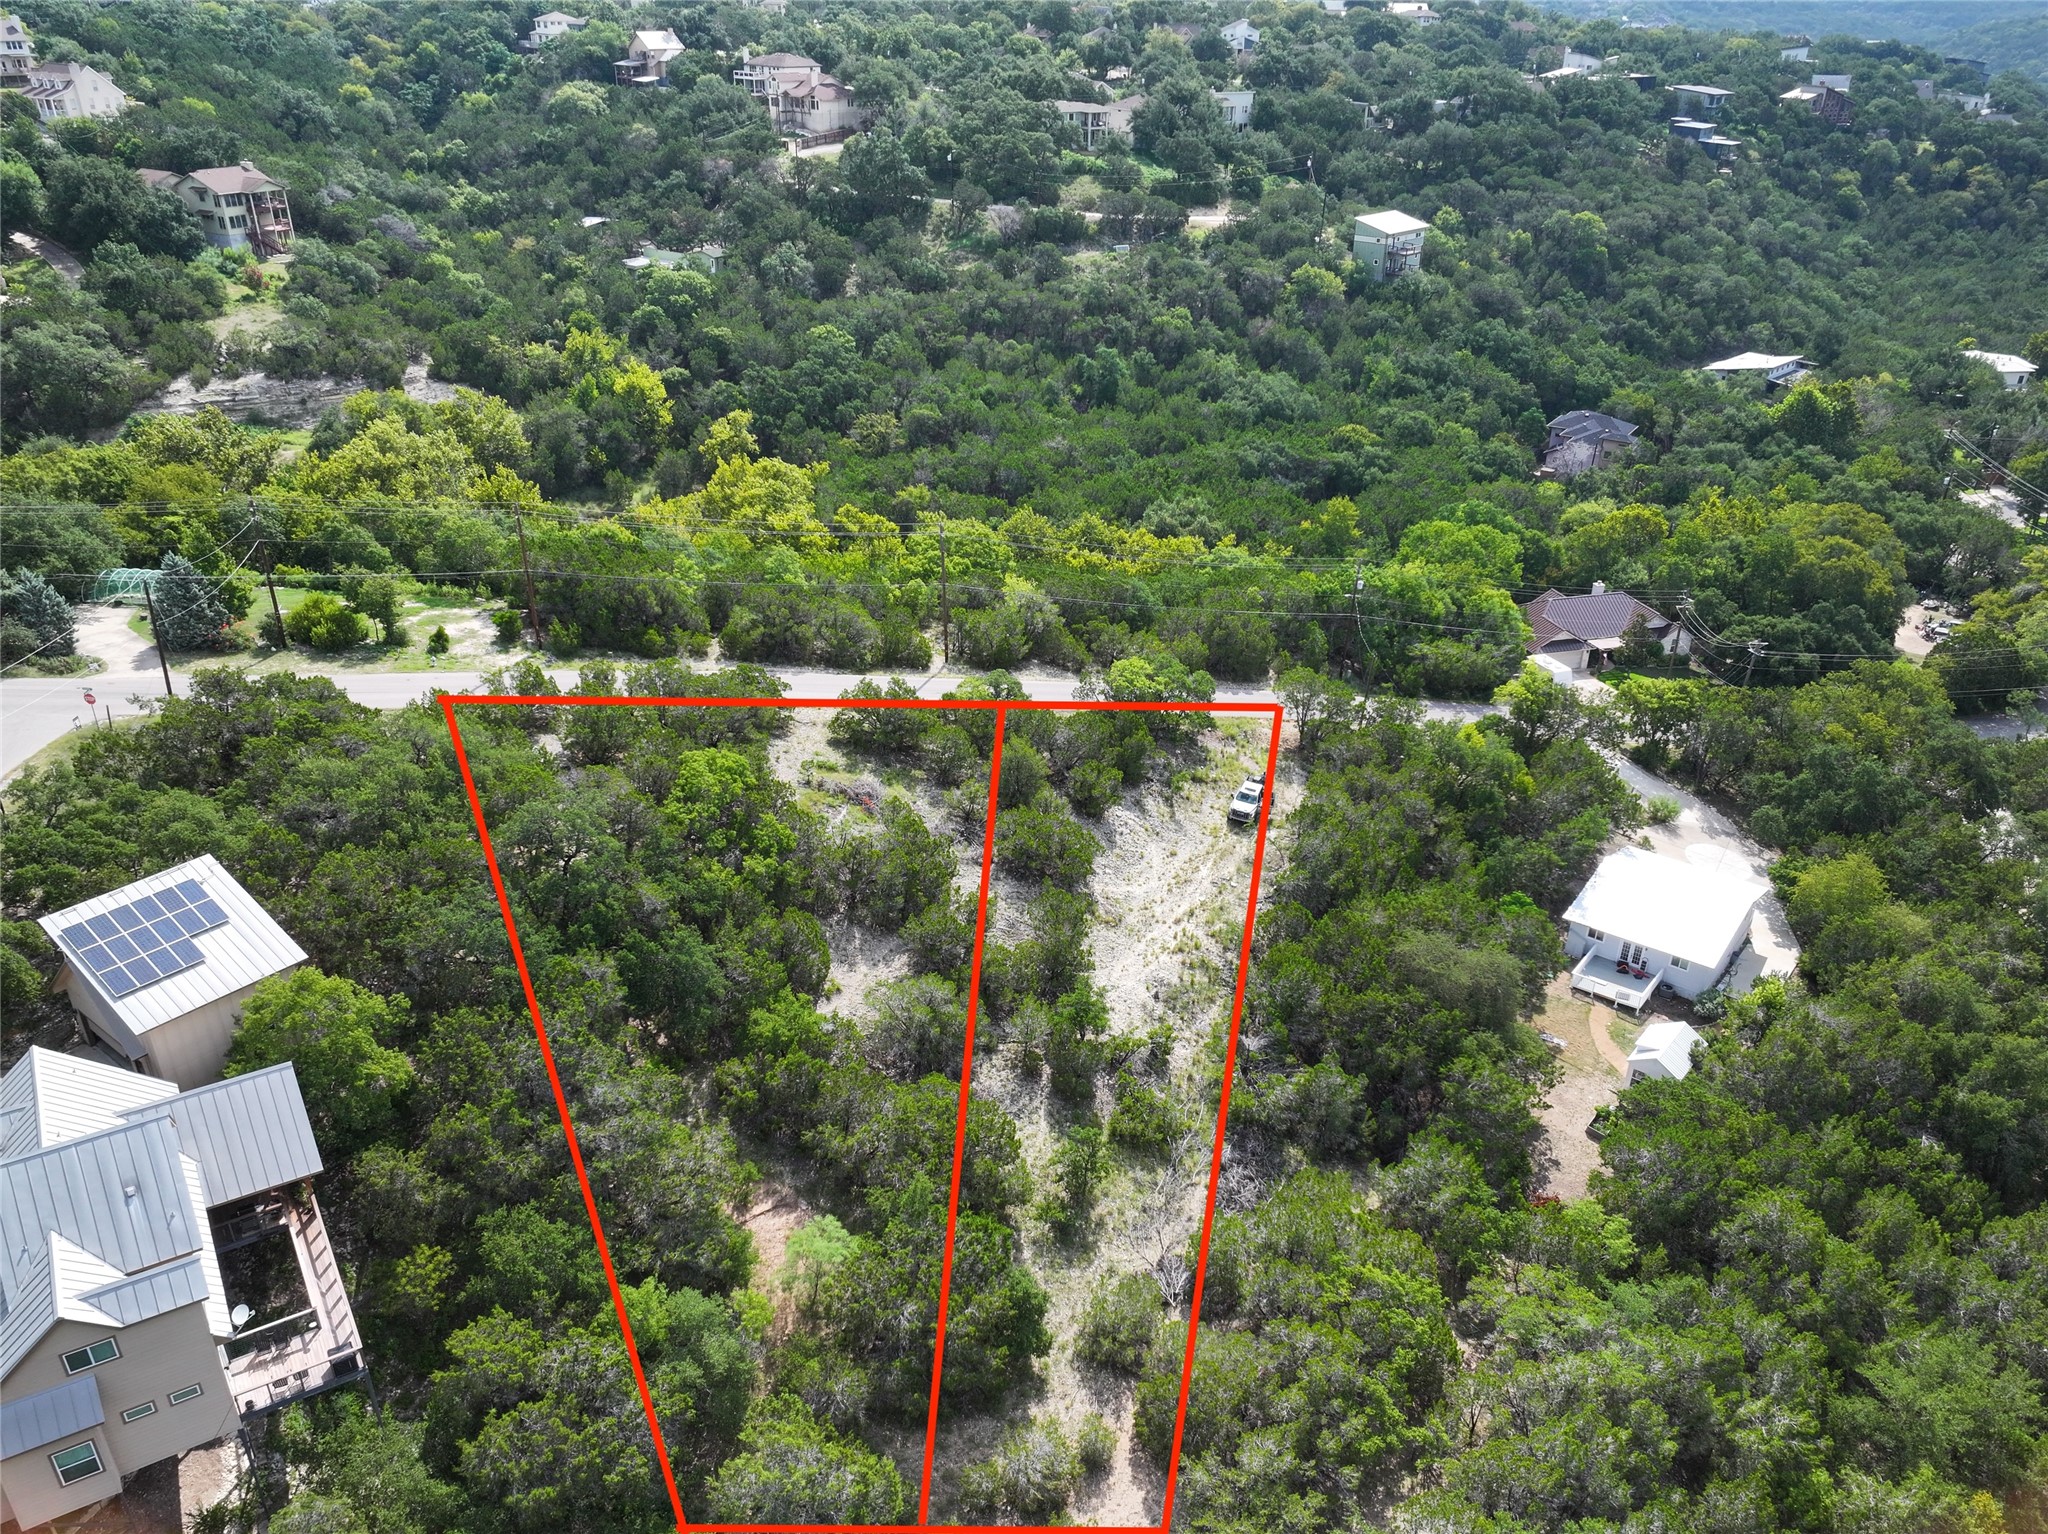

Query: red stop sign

[84,691,96,705]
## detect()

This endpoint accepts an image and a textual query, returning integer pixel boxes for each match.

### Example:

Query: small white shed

[1625,1019,1703,1084]
[1563,847,1764,1011]
[36,856,307,1089]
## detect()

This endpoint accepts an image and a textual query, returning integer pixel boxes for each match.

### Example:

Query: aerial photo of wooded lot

[1,0,2047,1531]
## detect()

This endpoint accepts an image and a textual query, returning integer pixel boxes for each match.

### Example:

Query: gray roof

[120,1065,322,1206]
[1525,588,1672,647]
[1548,410,1639,444]
[1,1375,103,1459]
[1,1048,324,1380]
[37,855,307,1041]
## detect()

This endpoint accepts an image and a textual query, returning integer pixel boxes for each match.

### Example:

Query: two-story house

[1055,94,1145,150]
[1563,848,1766,1013]
[1666,82,1733,117]
[1212,88,1255,130]
[36,856,307,1090]
[731,51,865,137]
[0,1050,363,1529]
[1220,17,1259,54]
[1352,209,1430,281]
[0,13,35,87]
[1539,410,1640,478]
[134,165,296,258]
[614,27,685,85]
[523,10,586,49]
[17,59,129,120]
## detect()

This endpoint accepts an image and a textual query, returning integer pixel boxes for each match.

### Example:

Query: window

[168,1383,204,1405]
[61,1338,118,1373]
[121,1401,157,1423]
[1586,928,1604,941]
[50,1441,103,1485]
[1671,957,1690,970]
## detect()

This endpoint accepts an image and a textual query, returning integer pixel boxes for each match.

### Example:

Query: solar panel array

[60,880,227,999]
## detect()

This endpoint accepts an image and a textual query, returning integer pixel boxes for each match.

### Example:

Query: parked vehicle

[1227,774,1266,825]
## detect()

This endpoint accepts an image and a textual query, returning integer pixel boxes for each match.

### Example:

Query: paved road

[0,644,1294,779]
[8,229,84,283]
[2,608,1520,780]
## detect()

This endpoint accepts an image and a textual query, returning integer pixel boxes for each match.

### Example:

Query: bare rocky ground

[930,717,1301,1525]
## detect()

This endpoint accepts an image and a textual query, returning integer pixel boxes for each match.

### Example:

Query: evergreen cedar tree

[1,0,2047,1529]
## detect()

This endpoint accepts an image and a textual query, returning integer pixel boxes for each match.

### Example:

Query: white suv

[1227,775,1265,825]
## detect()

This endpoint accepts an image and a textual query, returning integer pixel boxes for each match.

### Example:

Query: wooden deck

[225,1190,367,1417]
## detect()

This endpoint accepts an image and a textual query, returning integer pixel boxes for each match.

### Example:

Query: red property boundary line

[440,693,1284,1534]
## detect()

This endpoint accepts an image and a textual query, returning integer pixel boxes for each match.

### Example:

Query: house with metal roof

[1352,209,1430,281]
[0,1049,362,1529]
[1625,1019,1705,1083]
[1962,349,2038,391]
[1523,584,1683,673]
[1701,350,1812,386]
[1563,848,1765,1012]
[36,855,307,1090]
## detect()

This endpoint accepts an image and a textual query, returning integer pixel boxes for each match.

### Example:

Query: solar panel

[59,881,226,999]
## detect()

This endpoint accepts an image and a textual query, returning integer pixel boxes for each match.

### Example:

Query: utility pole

[513,504,541,646]
[937,522,951,665]
[141,579,175,698]
[1741,639,1765,687]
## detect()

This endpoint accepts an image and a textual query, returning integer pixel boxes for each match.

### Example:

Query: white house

[1387,2,1439,23]
[523,10,586,48]
[1564,847,1765,1011]
[1962,349,2038,391]
[1212,87,1255,130]
[18,60,129,121]
[1779,39,1811,62]
[0,12,35,85]
[1221,17,1260,53]
[36,856,307,1090]
[1352,209,1429,280]
[731,50,866,137]
[1624,1019,1704,1084]
[1702,350,1812,386]
[1811,72,1851,91]
[0,1050,362,1529]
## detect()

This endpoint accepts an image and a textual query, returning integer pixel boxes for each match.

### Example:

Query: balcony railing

[225,1191,368,1417]
[1569,950,1663,1012]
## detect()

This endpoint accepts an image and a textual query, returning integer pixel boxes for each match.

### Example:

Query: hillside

[2,3,2048,1533]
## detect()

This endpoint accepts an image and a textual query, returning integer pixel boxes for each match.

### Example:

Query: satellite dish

[231,1304,253,1330]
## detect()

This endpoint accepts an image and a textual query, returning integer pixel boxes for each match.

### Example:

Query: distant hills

[1534,0,2048,84]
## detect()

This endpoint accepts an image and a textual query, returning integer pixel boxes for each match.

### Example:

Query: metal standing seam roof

[1703,351,1809,372]
[1564,847,1764,969]
[1356,209,1431,236]
[0,1118,205,1377]
[1963,350,2037,375]
[36,855,308,1041]
[0,1374,103,1460]
[0,1049,176,1162]
[120,1064,323,1206]
[1628,1019,1704,1077]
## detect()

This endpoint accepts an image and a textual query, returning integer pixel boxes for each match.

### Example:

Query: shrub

[1075,1272,1164,1374]
[492,607,526,646]
[1107,1072,1180,1151]
[1644,795,1681,825]
[284,591,370,652]
[426,624,451,657]
[995,804,1099,888]
[956,1416,1092,1521]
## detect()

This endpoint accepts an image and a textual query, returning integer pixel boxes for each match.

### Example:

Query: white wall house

[615,27,685,84]
[1702,350,1812,386]
[524,10,586,48]
[1625,1020,1704,1084]
[1221,17,1260,52]
[0,12,34,85]
[0,1050,361,1529]
[36,855,307,1090]
[1962,349,2038,391]
[19,60,129,121]
[1353,209,1429,280]
[1212,88,1255,130]
[1563,847,1765,1012]
[1056,94,1145,150]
